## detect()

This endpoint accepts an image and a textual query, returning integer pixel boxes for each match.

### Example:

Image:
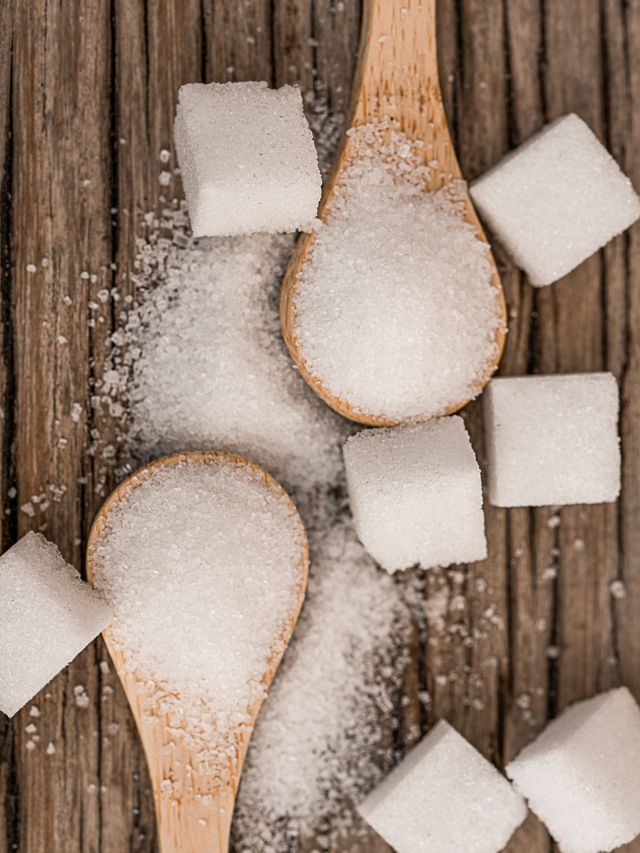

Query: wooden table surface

[1,1,640,851]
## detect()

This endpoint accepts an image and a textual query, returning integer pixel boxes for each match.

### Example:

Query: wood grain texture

[0,1,639,851]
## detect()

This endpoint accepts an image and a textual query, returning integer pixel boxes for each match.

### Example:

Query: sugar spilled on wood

[90,456,306,778]
[91,110,508,848]
[123,216,346,494]
[292,121,504,421]
[233,519,411,851]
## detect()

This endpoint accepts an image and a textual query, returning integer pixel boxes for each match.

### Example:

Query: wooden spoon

[86,451,308,853]
[280,0,507,427]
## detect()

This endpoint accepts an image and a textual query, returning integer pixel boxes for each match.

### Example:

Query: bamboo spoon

[280,0,506,427]
[86,451,308,853]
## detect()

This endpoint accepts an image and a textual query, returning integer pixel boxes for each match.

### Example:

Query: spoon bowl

[280,0,507,427]
[86,450,308,853]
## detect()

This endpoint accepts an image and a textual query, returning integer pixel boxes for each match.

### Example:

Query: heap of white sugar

[293,123,503,421]
[123,206,347,496]
[90,456,306,774]
[233,521,410,850]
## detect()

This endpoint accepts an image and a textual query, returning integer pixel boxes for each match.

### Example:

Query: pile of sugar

[90,456,306,774]
[123,206,347,494]
[233,520,410,851]
[293,123,503,421]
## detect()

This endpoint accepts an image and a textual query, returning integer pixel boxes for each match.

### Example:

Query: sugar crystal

[358,719,526,853]
[0,532,111,717]
[344,418,487,572]
[126,226,346,494]
[174,82,321,237]
[507,687,640,853]
[470,114,640,286]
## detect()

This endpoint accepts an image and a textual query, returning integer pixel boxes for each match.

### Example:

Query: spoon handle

[154,784,234,853]
[115,664,247,853]
[153,781,235,853]
[351,0,458,190]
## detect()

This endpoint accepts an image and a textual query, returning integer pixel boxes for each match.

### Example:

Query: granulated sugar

[122,206,347,495]
[90,456,306,774]
[233,519,410,851]
[293,123,503,421]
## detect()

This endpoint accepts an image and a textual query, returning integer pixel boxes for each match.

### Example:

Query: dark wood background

[1,0,640,850]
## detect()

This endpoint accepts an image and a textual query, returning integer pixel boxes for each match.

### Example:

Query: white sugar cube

[0,532,111,717]
[174,81,321,237]
[470,114,640,286]
[507,687,640,853]
[359,720,527,853]
[344,417,487,573]
[484,373,620,507]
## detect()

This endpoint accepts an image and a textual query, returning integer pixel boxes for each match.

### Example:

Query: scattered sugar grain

[26,264,36,274]
[29,706,40,718]
[233,520,410,849]
[46,742,55,755]
[74,685,90,709]
[484,373,620,507]
[610,580,627,600]
[125,218,346,494]
[293,122,503,421]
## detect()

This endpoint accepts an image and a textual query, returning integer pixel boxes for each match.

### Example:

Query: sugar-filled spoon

[86,451,308,853]
[280,0,507,427]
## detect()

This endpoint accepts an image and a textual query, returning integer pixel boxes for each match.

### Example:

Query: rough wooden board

[0,1,638,851]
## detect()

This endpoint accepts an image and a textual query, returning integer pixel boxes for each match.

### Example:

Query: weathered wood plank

[0,1,17,846]
[6,1,112,851]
